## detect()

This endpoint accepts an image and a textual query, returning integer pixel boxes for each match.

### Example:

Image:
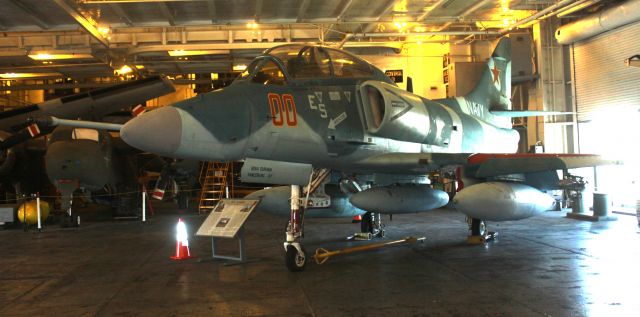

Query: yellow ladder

[198,161,233,213]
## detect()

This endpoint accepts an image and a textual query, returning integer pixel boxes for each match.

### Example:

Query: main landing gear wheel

[467,218,497,244]
[470,218,486,236]
[285,245,306,272]
[360,212,373,233]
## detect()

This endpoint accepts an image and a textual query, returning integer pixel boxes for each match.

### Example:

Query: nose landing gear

[283,169,330,272]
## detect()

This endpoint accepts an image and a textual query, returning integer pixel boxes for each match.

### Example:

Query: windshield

[265,44,375,79]
[250,59,286,85]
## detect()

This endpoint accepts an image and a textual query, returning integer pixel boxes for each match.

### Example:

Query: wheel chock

[467,231,498,245]
[352,232,372,241]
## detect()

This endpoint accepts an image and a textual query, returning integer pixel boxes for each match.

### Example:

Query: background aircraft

[0,76,175,199]
[71,37,612,271]
[43,124,139,225]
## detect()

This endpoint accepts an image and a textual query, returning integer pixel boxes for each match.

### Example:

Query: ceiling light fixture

[0,72,63,79]
[168,49,228,57]
[232,64,247,71]
[28,53,94,60]
[115,65,133,75]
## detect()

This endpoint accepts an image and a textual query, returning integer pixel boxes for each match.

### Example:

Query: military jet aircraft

[0,76,175,198]
[43,125,140,225]
[62,37,612,271]
[39,112,199,226]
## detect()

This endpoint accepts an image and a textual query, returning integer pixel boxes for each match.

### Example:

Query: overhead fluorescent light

[28,53,94,60]
[168,50,229,57]
[0,72,63,79]
[84,0,198,3]
[115,65,133,75]
[232,64,247,71]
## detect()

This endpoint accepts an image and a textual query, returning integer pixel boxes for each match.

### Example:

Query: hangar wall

[571,21,640,208]
[363,41,492,100]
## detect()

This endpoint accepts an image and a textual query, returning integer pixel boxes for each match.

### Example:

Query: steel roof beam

[323,0,354,38]
[7,0,50,29]
[416,0,447,21]
[255,0,264,22]
[110,4,134,26]
[335,0,354,20]
[159,2,176,26]
[297,0,311,22]
[362,0,400,33]
[207,0,217,24]
[434,0,492,32]
[52,0,110,47]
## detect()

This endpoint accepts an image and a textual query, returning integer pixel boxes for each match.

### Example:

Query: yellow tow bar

[313,236,426,265]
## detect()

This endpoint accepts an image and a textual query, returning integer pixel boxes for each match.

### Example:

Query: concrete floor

[1,202,639,317]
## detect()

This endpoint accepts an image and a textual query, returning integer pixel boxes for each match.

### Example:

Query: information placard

[196,199,259,238]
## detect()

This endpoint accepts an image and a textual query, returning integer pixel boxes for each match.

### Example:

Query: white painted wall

[363,41,491,100]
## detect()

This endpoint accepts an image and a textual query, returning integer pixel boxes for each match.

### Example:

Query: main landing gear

[467,218,497,244]
[283,169,330,272]
[353,212,384,240]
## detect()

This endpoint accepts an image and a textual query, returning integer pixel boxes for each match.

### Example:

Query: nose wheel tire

[285,245,307,272]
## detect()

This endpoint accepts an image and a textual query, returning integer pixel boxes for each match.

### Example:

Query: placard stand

[209,228,247,265]
[196,199,260,265]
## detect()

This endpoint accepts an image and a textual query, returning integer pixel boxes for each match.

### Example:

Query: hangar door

[573,22,640,124]
[571,21,640,209]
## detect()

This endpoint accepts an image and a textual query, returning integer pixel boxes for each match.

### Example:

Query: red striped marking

[132,105,146,116]
[151,188,165,200]
[27,123,40,137]
[467,153,598,165]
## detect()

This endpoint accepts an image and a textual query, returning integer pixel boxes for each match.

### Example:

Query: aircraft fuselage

[122,78,519,176]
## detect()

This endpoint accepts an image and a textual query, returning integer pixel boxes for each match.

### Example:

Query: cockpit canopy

[239,44,392,85]
[49,127,103,144]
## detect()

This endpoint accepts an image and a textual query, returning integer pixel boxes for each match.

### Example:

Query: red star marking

[491,63,500,85]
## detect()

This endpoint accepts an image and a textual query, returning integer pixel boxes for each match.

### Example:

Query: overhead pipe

[556,0,601,18]
[499,0,575,34]
[352,30,500,38]
[555,0,640,44]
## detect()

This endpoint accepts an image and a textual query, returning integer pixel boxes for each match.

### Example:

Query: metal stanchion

[142,186,147,223]
[36,192,42,232]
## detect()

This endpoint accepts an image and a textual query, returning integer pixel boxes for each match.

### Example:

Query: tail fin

[465,37,511,112]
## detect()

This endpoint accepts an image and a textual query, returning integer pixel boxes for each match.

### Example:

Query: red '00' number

[268,93,297,127]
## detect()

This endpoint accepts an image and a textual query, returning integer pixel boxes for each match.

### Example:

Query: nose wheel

[285,244,306,272]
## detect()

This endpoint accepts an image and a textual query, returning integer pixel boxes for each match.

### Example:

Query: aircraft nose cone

[121,106,182,156]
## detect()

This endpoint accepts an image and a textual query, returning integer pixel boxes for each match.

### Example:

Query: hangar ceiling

[0,0,610,87]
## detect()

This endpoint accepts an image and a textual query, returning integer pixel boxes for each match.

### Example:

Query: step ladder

[198,162,233,213]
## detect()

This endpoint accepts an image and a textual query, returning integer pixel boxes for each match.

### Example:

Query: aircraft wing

[465,153,618,178]
[354,153,470,174]
[355,152,618,176]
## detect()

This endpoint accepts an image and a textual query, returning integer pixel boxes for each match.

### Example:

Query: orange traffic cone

[170,218,193,260]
